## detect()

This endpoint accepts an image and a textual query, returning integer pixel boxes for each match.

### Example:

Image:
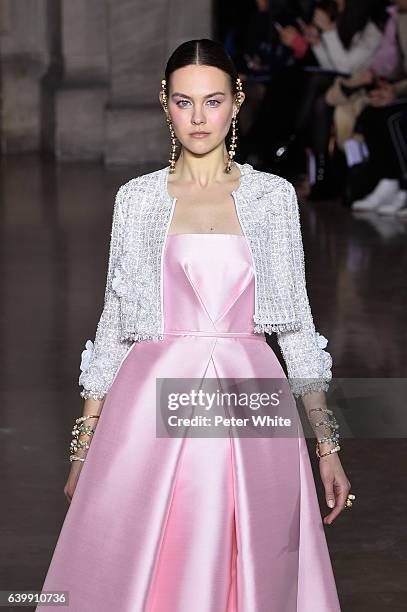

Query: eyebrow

[171,91,226,99]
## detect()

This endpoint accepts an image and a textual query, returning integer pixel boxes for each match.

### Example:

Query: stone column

[0,0,50,152]
[105,0,212,165]
[54,0,109,160]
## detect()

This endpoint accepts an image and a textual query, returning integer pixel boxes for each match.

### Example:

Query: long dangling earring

[225,77,243,174]
[161,79,178,173]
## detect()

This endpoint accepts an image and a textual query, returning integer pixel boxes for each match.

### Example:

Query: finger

[324,486,350,524]
[323,512,336,524]
[369,92,380,102]
[322,488,338,523]
[372,94,384,104]
[297,18,306,32]
[324,483,336,509]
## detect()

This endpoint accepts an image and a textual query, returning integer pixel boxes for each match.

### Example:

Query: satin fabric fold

[37,234,340,611]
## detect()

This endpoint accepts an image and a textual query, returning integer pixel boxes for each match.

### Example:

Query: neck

[171,145,234,187]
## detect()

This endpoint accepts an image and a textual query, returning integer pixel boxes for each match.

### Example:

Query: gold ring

[344,493,356,509]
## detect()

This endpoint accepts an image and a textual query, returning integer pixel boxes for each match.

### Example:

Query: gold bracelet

[69,415,100,463]
[316,441,341,458]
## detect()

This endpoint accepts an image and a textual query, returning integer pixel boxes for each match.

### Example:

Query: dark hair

[335,0,381,49]
[164,38,239,96]
[164,39,240,152]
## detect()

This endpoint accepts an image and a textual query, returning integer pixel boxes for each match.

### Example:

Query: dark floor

[0,154,406,611]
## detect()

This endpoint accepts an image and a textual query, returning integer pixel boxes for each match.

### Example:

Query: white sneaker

[377,190,407,214]
[351,179,399,211]
[396,205,407,217]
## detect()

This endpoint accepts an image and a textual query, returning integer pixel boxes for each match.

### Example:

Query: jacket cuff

[80,388,106,401]
[78,339,108,400]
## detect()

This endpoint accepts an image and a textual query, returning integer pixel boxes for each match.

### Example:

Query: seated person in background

[310,0,383,74]
[275,0,384,200]
[232,0,312,165]
[325,2,399,150]
[351,0,407,217]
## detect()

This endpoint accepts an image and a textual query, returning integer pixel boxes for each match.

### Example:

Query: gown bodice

[163,234,256,336]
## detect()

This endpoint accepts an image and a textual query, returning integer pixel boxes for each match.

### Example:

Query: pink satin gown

[36,233,341,612]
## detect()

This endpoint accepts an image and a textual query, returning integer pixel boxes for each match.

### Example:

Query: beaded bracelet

[309,407,334,416]
[316,443,341,458]
[318,431,340,445]
[309,407,341,458]
[69,415,100,463]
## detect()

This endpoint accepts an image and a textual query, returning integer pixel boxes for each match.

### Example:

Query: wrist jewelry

[69,415,100,463]
[311,407,341,458]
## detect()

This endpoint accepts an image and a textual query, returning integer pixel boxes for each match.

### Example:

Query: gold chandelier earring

[225,77,243,174]
[161,79,178,173]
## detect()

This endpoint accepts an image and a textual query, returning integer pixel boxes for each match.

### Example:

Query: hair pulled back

[163,39,240,153]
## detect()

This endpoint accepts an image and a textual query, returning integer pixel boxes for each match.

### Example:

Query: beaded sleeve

[78,182,135,400]
[275,182,333,397]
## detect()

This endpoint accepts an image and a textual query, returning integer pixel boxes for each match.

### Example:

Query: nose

[191,107,206,126]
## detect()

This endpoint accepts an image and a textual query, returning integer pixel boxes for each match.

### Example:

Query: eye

[175,99,221,108]
[176,99,191,108]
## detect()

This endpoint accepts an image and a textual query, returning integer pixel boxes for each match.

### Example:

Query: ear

[159,91,166,111]
[234,91,246,115]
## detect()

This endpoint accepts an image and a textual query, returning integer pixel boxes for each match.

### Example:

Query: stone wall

[0,0,212,164]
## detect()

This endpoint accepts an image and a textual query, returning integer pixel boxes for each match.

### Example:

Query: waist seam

[163,330,266,341]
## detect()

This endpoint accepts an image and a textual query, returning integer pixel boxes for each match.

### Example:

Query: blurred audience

[229,0,306,162]
[279,0,385,200]
[223,0,407,216]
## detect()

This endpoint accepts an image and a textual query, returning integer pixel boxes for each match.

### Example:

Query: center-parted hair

[164,38,239,97]
[163,39,240,154]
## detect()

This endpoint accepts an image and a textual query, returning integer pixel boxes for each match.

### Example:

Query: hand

[356,69,375,86]
[319,452,351,525]
[369,81,396,107]
[64,459,84,504]
[343,69,375,88]
[313,8,335,32]
[297,17,320,46]
[256,0,269,12]
[275,23,299,49]
[244,53,266,72]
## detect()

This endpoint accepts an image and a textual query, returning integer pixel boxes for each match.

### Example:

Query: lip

[190,132,210,138]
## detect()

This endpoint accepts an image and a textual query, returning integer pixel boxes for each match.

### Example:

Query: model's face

[160,64,244,155]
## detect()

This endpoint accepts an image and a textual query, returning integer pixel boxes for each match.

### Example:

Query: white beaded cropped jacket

[78,162,332,401]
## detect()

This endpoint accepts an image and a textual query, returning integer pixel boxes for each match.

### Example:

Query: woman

[325,1,398,151]
[36,39,351,611]
[310,0,384,75]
